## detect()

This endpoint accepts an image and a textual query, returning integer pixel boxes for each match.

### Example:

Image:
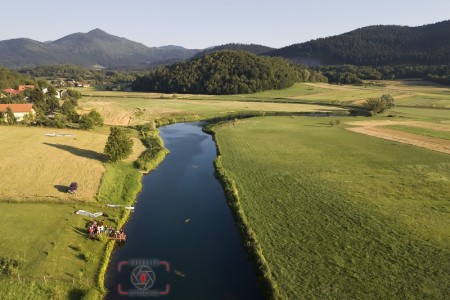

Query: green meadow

[1,80,448,299]
[213,116,450,299]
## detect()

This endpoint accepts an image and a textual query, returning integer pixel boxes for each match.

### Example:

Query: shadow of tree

[68,288,86,300]
[44,142,107,162]
[54,185,68,193]
[72,226,87,237]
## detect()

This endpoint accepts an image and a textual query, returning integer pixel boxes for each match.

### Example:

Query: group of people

[88,219,124,239]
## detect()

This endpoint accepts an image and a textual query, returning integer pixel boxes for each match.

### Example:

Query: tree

[67,89,82,100]
[79,114,95,130]
[380,94,395,110]
[87,109,104,126]
[104,127,134,162]
[364,94,395,114]
[6,107,16,125]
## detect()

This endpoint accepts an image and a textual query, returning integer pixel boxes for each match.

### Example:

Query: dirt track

[346,120,450,154]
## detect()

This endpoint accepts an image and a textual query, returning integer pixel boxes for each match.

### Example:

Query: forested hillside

[0,68,35,90]
[268,20,450,66]
[132,50,327,94]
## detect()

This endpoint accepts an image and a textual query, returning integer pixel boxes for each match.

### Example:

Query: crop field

[0,126,144,202]
[214,116,450,299]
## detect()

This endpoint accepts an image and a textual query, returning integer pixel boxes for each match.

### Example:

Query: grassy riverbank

[211,116,450,299]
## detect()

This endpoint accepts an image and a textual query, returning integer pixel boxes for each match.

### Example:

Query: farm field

[214,116,450,299]
[78,80,450,126]
[79,95,345,126]
[345,120,450,154]
[0,126,145,202]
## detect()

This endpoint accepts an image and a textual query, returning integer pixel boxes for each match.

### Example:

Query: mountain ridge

[266,20,450,66]
[0,28,201,69]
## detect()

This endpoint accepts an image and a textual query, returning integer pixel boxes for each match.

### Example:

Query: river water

[105,122,262,299]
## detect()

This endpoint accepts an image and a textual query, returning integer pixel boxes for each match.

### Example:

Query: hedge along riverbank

[203,122,282,300]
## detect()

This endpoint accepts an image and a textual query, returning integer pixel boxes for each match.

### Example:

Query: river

[105,122,262,299]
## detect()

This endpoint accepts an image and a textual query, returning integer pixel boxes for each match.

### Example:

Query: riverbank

[204,122,282,300]
[96,127,168,298]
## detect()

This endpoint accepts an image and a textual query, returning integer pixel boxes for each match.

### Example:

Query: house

[3,88,20,96]
[18,85,35,92]
[0,104,35,122]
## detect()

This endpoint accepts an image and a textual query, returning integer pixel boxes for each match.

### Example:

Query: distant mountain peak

[86,28,111,38]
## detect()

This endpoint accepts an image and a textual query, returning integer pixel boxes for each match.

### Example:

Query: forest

[320,64,450,85]
[132,50,327,94]
[268,21,450,66]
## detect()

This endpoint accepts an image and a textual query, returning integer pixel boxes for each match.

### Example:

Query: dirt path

[346,120,450,154]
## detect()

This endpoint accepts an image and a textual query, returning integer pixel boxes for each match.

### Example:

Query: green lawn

[214,116,450,299]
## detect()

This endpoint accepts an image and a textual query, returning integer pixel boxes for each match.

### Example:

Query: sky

[0,0,449,49]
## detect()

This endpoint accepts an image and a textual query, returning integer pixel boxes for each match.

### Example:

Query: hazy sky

[1,0,449,49]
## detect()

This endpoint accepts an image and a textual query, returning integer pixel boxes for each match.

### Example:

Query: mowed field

[214,116,450,299]
[0,126,144,202]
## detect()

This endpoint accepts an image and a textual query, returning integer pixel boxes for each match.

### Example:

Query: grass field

[0,126,144,202]
[0,125,146,298]
[0,202,123,299]
[214,116,450,299]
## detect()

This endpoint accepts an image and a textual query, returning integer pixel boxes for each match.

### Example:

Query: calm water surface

[105,122,262,299]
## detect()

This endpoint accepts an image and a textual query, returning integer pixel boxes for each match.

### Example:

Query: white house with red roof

[0,104,35,122]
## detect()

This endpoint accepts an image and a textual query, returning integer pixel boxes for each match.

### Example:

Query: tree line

[320,64,450,85]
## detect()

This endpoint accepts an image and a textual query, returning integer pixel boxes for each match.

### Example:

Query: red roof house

[3,88,20,96]
[0,104,35,122]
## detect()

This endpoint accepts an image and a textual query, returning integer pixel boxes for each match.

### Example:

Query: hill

[267,20,450,66]
[193,43,275,58]
[0,29,201,69]
[132,50,326,94]
[0,67,35,90]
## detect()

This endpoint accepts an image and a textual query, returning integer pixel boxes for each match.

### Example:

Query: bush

[87,109,103,127]
[0,257,20,275]
[79,115,95,130]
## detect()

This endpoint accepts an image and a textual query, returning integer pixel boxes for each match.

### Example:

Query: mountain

[0,29,201,69]
[193,43,275,58]
[267,20,450,66]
